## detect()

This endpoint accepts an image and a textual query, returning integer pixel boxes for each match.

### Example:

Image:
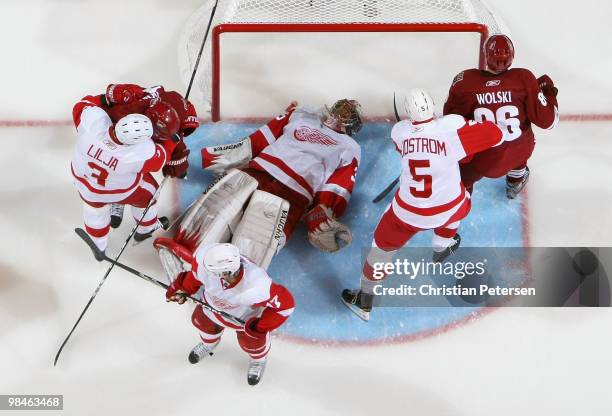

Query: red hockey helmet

[161,90,200,136]
[145,101,180,140]
[484,34,515,73]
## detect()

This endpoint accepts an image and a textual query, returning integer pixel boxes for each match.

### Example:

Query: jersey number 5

[474,105,522,141]
[88,162,109,186]
[408,159,432,198]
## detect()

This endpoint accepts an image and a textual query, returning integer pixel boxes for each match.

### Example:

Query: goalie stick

[54,178,167,366]
[74,228,245,326]
[372,93,401,203]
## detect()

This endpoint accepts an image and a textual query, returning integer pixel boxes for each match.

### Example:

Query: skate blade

[248,376,261,386]
[132,238,148,247]
[340,299,370,322]
[131,232,157,246]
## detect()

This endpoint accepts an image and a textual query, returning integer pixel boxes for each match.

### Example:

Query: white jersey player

[155,100,362,276]
[71,91,179,251]
[164,242,295,386]
[342,88,504,321]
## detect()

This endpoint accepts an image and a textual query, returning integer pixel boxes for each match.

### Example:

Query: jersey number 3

[408,159,432,198]
[88,162,109,186]
[474,105,522,141]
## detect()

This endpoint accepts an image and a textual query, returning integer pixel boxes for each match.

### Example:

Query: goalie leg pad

[176,169,259,249]
[154,237,195,283]
[158,247,187,284]
[231,190,290,270]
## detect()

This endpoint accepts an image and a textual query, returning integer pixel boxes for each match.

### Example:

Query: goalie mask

[203,243,242,282]
[325,99,363,136]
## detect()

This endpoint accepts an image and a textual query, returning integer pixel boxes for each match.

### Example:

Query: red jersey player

[342,88,503,321]
[164,242,295,386]
[155,99,362,273]
[102,84,200,227]
[444,34,559,198]
[70,85,181,252]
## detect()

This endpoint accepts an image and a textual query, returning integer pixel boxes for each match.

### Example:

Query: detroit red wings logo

[294,126,338,146]
[211,295,237,310]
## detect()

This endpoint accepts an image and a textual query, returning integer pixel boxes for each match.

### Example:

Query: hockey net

[179,0,504,121]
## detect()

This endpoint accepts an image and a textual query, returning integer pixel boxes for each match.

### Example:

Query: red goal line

[0,113,610,127]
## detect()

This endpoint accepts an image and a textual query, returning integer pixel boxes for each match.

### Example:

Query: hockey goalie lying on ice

[154,99,363,277]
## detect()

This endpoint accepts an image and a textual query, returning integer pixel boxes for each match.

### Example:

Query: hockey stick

[74,227,245,326]
[392,91,401,123]
[185,0,220,100]
[167,0,220,227]
[372,93,402,203]
[372,177,400,203]
[54,178,168,366]
[56,1,220,363]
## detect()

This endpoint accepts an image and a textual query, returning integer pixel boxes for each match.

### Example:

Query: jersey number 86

[474,105,522,141]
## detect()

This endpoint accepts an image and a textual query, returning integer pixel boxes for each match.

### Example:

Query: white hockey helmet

[404,88,435,123]
[114,113,154,145]
[203,243,241,277]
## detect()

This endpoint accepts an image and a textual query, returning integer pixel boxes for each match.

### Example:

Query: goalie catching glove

[304,204,352,253]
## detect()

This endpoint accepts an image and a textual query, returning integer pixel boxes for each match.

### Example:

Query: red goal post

[180,1,504,121]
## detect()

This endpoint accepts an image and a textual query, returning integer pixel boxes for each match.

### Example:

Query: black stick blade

[372,177,400,203]
[75,228,105,262]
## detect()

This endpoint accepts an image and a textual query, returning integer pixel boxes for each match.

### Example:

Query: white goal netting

[179,0,503,120]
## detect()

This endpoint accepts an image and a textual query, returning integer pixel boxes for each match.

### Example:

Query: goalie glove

[304,205,352,253]
[202,137,252,175]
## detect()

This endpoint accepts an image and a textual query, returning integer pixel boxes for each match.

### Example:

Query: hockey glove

[163,140,190,179]
[166,272,190,304]
[304,205,353,253]
[105,83,146,105]
[244,318,268,339]
[142,85,165,104]
[537,74,558,97]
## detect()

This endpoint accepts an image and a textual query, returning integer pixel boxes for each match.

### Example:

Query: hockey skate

[247,358,267,386]
[110,204,124,228]
[341,289,373,321]
[134,216,169,243]
[432,234,461,263]
[188,342,217,364]
[506,167,530,199]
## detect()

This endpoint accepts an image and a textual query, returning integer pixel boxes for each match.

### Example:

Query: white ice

[1,1,611,415]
